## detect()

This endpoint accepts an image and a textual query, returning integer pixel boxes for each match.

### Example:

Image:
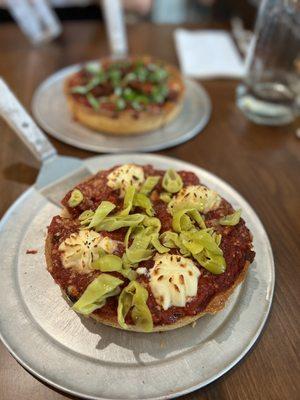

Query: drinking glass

[6,0,62,45]
[236,0,300,125]
[101,0,128,58]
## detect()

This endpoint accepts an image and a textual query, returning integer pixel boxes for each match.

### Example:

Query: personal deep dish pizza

[64,56,184,135]
[46,164,255,332]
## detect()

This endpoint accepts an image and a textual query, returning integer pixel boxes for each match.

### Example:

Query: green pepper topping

[71,74,106,95]
[194,251,226,275]
[71,86,89,95]
[108,68,122,87]
[131,100,143,111]
[126,227,153,264]
[148,68,169,83]
[179,230,225,274]
[68,189,84,207]
[151,84,169,104]
[86,93,100,111]
[181,230,223,256]
[189,209,206,229]
[115,97,126,111]
[88,201,116,229]
[162,169,183,193]
[118,281,153,332]
[122,87,136,101]
[93,254,122,272]
[151,236,170,253]
[159,192,172,203]
[160,231,180,248]
[123,72,136,83]
[160,231,190,256]
[160,228,226,274]
[133,193,154,216]
[142,215,161,230]
[172,208,206,232]
[219,210,242,226]
[151,85,169,104]
[135,66,148,82]
[92,254,137,281]
[172,208,192,232]
[73,273,123,315]
[139,176,160,195]
[131,95,149,111]
[79,210,94,225]
[119,186,136,216]
[114,87,123,97]
[95,213,145,232]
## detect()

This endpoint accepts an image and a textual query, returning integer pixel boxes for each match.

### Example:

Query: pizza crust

[45,233,250,333]
[64,63,185,135]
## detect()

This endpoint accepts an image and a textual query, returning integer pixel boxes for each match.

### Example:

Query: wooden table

[0,21,299,400]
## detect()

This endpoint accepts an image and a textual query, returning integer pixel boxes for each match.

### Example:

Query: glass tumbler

[6,0,61,45]
[236,0,300,125]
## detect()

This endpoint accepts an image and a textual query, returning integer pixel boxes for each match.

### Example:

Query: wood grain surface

[0,21,299,400]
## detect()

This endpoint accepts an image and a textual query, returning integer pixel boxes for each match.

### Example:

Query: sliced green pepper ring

[68,189,84,207]
[219,209,242,226]
[162,169,183,194]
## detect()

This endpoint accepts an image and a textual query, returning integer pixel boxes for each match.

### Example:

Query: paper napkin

[174,29,245,79]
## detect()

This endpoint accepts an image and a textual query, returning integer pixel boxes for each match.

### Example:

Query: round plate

[0,154,274,400]
[31,64,211,153]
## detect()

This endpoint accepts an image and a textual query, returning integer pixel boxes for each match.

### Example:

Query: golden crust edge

[45,232,251,333]
[64,63,185,135]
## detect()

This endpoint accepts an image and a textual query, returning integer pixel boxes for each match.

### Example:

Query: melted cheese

[149,254,201,310]
[168,185,221,214]
[136,267,149,276]
[107,164,145,197]
[59,230,118,273]
[99,236,118,254]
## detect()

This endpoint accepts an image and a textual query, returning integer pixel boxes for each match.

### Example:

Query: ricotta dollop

[149,254,201,310]
[168,185,221,214]
[107,164,145,197]
[59,230,118,273]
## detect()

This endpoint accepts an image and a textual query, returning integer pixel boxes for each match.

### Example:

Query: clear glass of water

[236,0,300,125]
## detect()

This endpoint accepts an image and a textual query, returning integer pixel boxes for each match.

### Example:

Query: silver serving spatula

[0,78,92,206]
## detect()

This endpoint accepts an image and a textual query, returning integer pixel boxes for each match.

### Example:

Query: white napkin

[174,29,245,79]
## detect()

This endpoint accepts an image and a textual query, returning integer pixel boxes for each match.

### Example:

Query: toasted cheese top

[98,236,118,254]
[136,267,149,276]
[107,164,145,197]
[149,254,201,310]
[168,185,221,214]
[59,230,118,273]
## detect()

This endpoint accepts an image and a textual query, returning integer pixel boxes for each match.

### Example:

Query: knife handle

[0,78,57,163]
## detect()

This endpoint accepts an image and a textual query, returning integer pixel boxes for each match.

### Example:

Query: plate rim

[31,62,211,153]
[0,154,275,400]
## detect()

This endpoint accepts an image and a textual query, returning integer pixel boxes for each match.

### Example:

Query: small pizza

[46,164,255,332]
[64,56,185,135]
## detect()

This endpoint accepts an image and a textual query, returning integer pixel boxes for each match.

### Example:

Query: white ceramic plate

[0,154,274,400]
[32,64,211,153]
